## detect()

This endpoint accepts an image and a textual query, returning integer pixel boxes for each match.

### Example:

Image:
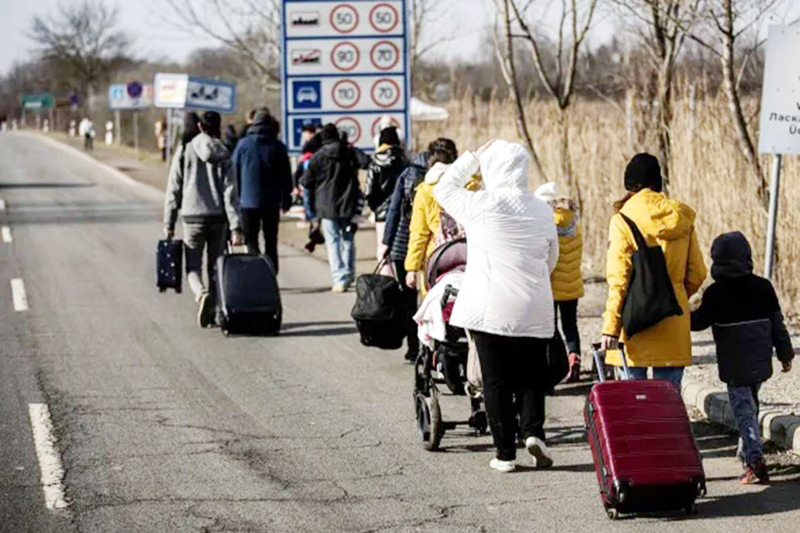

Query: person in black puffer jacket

[366,126,408,260]
[692,231,794,485]
[300,124,367,292]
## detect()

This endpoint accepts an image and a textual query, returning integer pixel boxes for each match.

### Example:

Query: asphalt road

[1,133,799,532]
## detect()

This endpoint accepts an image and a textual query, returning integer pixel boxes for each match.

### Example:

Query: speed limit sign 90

[330,5,359,34]
[331,42,360,72]
[370,4,399,33]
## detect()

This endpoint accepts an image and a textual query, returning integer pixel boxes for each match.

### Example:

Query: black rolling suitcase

[216,250,282,336]
[156,239,183,293]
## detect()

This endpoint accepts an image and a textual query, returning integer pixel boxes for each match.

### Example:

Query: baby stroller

[414,238,488,451]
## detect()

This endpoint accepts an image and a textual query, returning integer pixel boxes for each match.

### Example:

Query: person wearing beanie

[300,123,367,292]
[600,152,707,392]
[366,126,408,262]
[534,182,584,382]
[232,110,293,273]
[691,231,794,485]
[164,111,243,328]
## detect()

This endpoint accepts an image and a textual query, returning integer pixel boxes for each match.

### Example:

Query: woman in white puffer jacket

[434,139,559,473]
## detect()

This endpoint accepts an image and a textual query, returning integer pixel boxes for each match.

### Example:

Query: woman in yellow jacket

[535,182,584,382]
[600,154,707,391]
[405,141,480,293]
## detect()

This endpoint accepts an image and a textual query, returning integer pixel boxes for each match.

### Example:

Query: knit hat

[624,153,663,193]
[534,182,560,203]
[320,123,340,144]
[378,126,400,147]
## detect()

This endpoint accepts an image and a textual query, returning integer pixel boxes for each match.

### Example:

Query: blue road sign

[293,117,323,147]
[127,81,143,99]
[281,0,411,154]
[293,81,322,110]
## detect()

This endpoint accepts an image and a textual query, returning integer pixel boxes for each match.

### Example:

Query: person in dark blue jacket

[232,110,293,272]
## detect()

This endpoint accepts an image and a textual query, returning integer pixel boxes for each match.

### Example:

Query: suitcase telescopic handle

[591,342,630,383]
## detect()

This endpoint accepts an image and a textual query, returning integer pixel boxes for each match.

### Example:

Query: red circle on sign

[336,117,362,143]
[332,80,361,109]
[331,42,360,72]
[370,41,400,71]
[369,3,399,33]
[371,78,401,108]
[372,116,401,138]
[330,5,359,34]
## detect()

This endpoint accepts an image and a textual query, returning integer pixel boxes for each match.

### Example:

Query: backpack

[619,213,683,338]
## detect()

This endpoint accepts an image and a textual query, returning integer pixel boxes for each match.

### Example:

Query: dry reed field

[414,92,800,312]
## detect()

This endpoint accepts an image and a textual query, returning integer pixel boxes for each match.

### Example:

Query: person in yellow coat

[535,182,584,382]
[405,140,480,295]
[600,154,707,391]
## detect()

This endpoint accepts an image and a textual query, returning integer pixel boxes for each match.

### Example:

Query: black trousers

[473,332,548,461]
[242,206,281,273]
[554,300,581,354]
[393,261,419,354]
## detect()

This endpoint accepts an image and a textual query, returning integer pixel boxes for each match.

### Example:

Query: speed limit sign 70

[370,41,400,71]
[371,79,401,108]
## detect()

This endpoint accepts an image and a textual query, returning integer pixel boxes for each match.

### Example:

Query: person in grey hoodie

[164,111,243,328]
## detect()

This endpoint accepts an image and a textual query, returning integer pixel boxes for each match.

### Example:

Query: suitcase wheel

[685,503,698,516]
[175,287,182,294]
[158,287,166,293]
[606,508,620,520]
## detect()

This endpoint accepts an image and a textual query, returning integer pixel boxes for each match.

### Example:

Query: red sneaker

[739,459,770,485]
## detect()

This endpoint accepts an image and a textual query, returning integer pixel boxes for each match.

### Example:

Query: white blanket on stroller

[413,272,464,349]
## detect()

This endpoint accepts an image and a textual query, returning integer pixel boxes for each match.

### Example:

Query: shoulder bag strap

[618,213,647,251]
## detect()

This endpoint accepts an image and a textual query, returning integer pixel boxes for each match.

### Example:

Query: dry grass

[414,94,800,311]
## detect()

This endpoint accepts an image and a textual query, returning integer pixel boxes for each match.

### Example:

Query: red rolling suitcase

[584,345,706,520]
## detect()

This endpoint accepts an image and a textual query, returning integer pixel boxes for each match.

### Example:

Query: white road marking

[11,278,29,311]
[28,403,70,512]
[2,226,12,242]
[0,198,6,211]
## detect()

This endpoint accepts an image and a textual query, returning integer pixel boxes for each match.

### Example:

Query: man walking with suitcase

[232,110,293,271]
[164,111,243,328]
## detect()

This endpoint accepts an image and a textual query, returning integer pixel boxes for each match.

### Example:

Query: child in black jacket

[692,232,794,485]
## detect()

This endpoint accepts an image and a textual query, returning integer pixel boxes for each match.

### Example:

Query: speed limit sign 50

[330,5,359,34]
[369,3,399,33]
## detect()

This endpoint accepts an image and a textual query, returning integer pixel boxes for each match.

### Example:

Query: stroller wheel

[470,410,488,435]
[416,393,444,451]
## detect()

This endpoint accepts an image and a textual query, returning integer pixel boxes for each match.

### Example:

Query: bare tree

[410,0,458,73]
[509,0,599,202]
[687,0,785,206]
[29,0,132,113]
[159,0,281,90]
[493,0,548,183]
[615,0,703,192]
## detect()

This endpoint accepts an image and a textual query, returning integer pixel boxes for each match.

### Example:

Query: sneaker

[525,436,554,469]
[197,292,212,328]
[490,458,516,473]
[739,459,769,485]
[565,353,581,383]
[331,284,346,293]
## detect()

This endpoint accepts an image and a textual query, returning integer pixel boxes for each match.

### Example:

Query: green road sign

[21,93,56,110]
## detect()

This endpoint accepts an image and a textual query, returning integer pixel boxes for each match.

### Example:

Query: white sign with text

[759,26,800,155]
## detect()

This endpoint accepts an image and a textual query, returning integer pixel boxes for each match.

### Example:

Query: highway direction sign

[21,93,55,110]
[154,74,237,114]
[281,1,411,154]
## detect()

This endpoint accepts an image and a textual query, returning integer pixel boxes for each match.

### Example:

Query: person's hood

[411,152,428,169]
[711,231,753,280]
[247,121,278,141]
[425,162,451,185]
[620,188,695,241]
[478,140,528,192]
[190,132,230,164]
[534,182,560,203]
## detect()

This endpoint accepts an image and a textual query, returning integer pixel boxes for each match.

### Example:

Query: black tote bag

[619,213,683,339]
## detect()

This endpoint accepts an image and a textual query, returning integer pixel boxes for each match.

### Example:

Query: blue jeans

[623,367,685,392]
[302,188,316,221]
[728,384,763,466]
[321,218,356,286]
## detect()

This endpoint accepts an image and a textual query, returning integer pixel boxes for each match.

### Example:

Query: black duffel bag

[546,329,569,389]
[619,213,683,339]
[351,261,405,349]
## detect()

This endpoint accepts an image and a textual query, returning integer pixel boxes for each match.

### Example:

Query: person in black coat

[300,124,366,292]
[366,127,408,260]
[231,110,292,272]
[692,231,794,485]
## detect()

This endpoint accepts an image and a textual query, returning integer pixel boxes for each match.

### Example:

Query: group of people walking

[161,108,794,486]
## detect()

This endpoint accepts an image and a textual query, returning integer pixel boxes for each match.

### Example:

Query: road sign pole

[115,110,122,146]
[165,111,172,165]
[133,111,140,151]
[764,153,782,280]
